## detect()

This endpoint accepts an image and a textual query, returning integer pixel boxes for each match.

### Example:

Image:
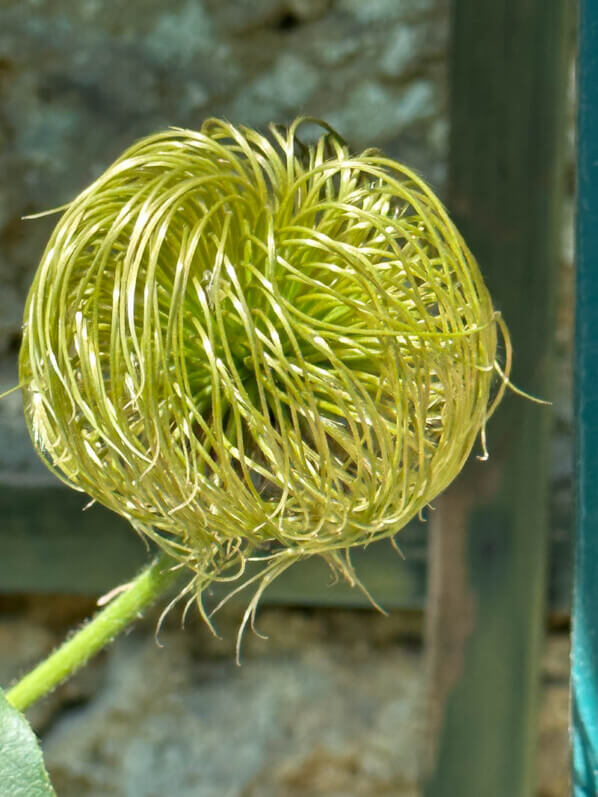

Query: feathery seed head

[19,118,509,622]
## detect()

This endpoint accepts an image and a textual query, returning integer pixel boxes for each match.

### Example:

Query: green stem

[6,552,183,712]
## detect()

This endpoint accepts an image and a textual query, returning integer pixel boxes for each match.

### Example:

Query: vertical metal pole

[572,2,598,793]
[424,3,571,795]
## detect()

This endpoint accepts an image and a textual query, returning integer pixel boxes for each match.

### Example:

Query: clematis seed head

[19,118,510,629]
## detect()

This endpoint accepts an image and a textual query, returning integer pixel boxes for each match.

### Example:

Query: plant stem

[6,552,183,712]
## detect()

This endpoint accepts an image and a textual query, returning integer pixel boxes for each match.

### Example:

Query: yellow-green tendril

[19,118,509,630]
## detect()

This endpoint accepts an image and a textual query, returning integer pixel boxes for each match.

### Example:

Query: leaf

[0,687,56,796]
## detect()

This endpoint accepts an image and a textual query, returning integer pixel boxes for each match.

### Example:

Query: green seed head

[19,118,508,616]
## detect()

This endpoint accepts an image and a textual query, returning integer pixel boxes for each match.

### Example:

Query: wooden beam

[0,484,426,608]
[423,2,572,796]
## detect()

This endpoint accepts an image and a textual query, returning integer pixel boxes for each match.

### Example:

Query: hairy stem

[6,553,183,712]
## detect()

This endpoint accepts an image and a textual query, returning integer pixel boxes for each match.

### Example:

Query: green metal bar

[424,2,572,795]
[572,1,598,793]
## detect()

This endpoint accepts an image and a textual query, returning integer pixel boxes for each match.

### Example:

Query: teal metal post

[573,1,598,793]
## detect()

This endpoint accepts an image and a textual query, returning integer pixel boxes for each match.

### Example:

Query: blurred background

[0,1,575,795]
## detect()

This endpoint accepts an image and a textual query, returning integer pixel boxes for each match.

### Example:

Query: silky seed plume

[19,118,510,637]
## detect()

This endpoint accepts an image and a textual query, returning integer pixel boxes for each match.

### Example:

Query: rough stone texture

[537,632,571,797]
[0,598,571,797]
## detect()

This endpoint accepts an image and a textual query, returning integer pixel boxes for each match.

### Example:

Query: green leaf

[0,687,56,796]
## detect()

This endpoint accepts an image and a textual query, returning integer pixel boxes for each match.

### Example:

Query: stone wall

[0,597,571,797]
